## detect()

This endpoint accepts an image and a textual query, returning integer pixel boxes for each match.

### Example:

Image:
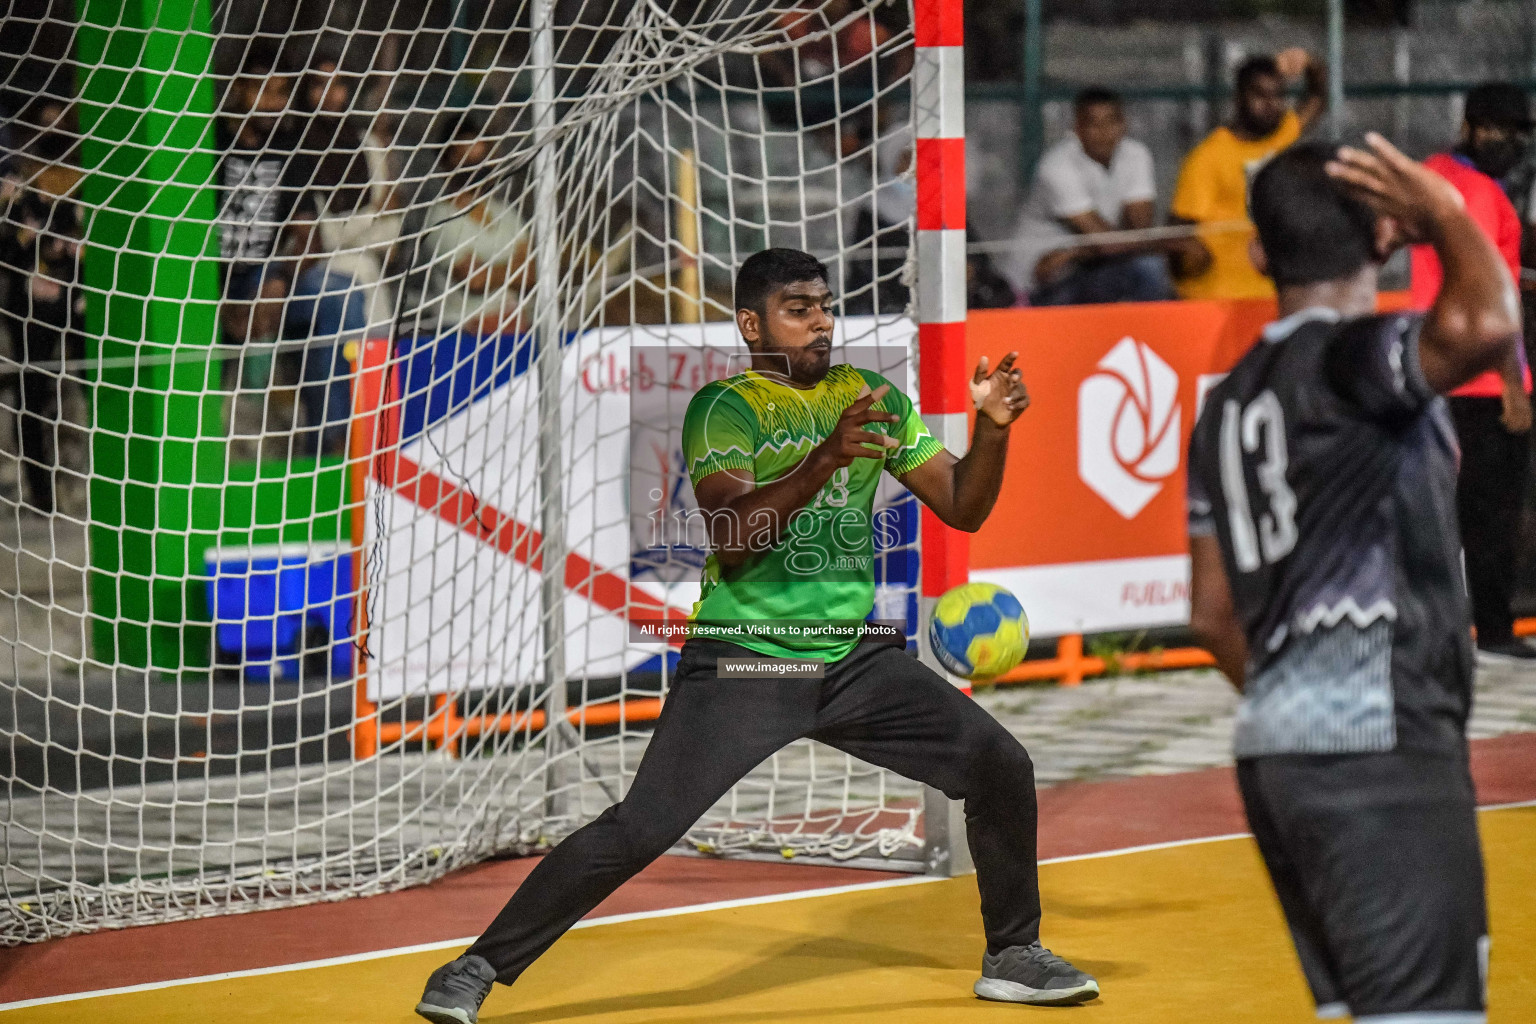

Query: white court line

[4,800,1533,1014]
[0,875,944,1013]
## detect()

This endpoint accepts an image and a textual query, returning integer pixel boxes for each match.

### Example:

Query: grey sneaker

[974,942,1100,1006]
[416,954,497,1024]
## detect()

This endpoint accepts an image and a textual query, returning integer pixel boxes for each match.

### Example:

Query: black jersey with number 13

[1186,308,1473,760]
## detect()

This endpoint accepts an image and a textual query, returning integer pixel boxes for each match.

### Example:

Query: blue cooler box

[204,543,353,680]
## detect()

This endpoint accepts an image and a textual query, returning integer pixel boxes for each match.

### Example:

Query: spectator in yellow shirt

[1170,49,1327,300]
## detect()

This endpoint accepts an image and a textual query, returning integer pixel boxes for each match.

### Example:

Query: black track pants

[1449,395,1529,645]
[1239,750,1488,1019]
[467,638,1044,984]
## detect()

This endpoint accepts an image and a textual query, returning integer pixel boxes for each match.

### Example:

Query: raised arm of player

[693,386,899,570]
[898,353,1030,533]
[1327,132,1522,393]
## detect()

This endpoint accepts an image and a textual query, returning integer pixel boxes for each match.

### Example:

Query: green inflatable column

[75,0,226,673]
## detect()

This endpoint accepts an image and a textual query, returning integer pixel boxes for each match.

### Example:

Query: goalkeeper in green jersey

[416,249,1098,1023]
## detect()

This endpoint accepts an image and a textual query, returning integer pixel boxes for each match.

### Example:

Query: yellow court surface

[8,806,1533,1024]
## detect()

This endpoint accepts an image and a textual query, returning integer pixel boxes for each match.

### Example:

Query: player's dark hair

[1073,87,1121,116]
[1249,142,1379,289]
[734,248,830,315]
[439,107,486,146]
[1235,55,1282,96]
[241,40,281,78]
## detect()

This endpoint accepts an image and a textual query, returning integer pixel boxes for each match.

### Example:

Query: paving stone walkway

[977,661,1536,787]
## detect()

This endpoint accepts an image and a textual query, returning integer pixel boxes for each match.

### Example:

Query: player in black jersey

[1187,135,1519,1023]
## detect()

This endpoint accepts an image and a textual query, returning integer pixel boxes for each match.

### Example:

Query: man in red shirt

[1411,82,1536,661]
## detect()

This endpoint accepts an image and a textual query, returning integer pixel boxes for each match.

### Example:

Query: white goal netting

[0,0,940,943]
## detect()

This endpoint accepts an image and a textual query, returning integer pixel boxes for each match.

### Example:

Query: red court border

[3,731,1531,1005]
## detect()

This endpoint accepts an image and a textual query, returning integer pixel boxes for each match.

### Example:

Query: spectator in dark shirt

[1409,83,1535,662]
[0,100,17,182]
[277,55,406,457]
[296,56,368,173]
[0,99,83,515]
[844,132,912,316]
[216,50,308,354]
[967,248,1018,310]
[763,0,909,154]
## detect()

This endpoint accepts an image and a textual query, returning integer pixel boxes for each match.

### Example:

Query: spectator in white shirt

[1006,88,1178,306]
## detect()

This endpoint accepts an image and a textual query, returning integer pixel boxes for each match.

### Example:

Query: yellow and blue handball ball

[928,582,1029,680]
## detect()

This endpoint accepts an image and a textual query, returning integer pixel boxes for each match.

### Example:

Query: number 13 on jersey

[1219,390,1299,573]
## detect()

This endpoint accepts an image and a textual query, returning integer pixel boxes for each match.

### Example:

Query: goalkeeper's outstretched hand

[812,383,901,470]
[970,352,1030,427]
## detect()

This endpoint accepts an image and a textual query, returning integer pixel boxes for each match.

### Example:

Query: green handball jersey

[681,363,944,661]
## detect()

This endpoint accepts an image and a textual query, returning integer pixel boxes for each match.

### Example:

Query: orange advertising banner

[964,295,1408,636]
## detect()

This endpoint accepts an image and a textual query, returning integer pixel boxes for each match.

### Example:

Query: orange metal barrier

[996,634,1214,687]
[371,697,665,750]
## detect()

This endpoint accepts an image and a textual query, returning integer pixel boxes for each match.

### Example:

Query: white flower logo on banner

[1078,336,1182,519]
